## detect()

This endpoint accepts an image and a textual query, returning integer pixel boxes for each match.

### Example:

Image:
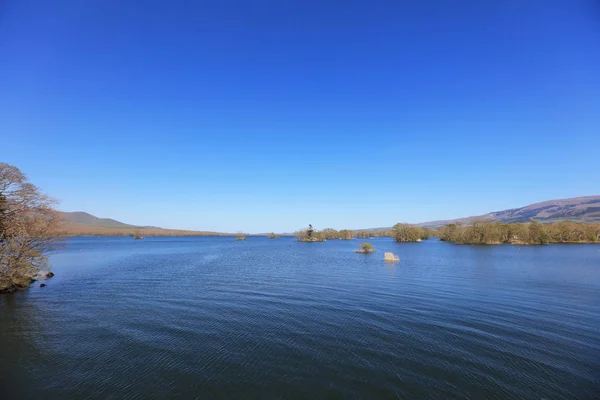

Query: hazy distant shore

[62,225,229,237]
[61,226,298,237]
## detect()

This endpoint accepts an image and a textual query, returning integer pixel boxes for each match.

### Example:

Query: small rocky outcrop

[384,252,400,262]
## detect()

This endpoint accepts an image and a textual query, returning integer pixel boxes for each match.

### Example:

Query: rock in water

[46,272,55,278]
[384,252,400,262]
[40,284,46,288]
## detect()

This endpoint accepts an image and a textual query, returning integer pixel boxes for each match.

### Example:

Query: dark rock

[40,284,46,288]
[46,272,55,278]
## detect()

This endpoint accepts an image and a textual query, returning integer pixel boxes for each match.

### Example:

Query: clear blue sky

[1,1,599,232]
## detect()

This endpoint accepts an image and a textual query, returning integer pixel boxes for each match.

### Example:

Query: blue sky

[1,1,599,232]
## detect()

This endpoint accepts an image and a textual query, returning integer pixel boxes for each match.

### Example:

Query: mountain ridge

[417,195,600,228]
[60,195,600,235]
[356,195,600,231]
[59,211,223,236]
[59,211,142,229]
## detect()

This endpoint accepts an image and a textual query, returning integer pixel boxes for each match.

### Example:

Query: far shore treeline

[437,220,600,245]
[64,219,600,244]
[293,221,600,245]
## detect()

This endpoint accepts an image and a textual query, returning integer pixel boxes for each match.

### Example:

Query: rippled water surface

[1,237,599,399]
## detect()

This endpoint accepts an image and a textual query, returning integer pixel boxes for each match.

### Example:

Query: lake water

[1,237,599,399]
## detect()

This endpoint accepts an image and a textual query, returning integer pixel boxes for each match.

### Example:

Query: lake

[1,236,599,399]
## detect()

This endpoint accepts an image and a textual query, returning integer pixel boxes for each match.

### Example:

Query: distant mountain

[59,211,140,229]
[418,195,600,228]
[61,195,600,236]
[357,195,600,231]
[58,211,222,236]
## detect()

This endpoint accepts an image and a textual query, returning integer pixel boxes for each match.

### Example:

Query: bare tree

[0,163,63,293]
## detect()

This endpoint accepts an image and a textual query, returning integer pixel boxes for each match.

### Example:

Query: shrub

[355,242,375,253]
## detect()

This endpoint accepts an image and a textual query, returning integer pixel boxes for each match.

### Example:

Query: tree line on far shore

[294,224,432,243]
[437,220,600,245]
[295,227,358,241]
[293,220,600,245]
[295,227,395,241]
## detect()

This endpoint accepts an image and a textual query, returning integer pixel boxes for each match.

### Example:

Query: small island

[235,233,247,241]
[267,232,281,239]
[355,242,375,253]
[295,224,326,242]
